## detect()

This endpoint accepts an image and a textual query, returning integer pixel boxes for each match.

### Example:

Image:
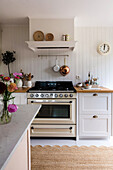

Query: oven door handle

[30,100,72,104]
[31,126,73,130]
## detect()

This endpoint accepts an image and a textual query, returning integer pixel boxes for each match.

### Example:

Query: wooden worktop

[74,86,113,93]
[15,87,30,93]
[15,86,113,93]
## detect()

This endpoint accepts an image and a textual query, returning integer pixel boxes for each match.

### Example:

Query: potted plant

[2,51,16,77]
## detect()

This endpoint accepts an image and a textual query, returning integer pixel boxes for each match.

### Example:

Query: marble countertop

[0,104,41,170]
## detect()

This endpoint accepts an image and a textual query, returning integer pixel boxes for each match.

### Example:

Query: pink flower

[15,76,20,79]
[8,104,18,113]
[0,74,4,77]
[13,72,18,77]
[13,72,22,77]
[4,77,10,81]
[18,73,22,76]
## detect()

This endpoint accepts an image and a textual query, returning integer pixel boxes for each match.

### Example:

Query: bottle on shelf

[88,71,91,84]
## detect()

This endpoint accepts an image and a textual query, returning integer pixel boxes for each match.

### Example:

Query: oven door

[28,99,76,124]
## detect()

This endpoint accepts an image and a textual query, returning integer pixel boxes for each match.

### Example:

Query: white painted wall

[29,18,74,41]
[1,24,113,88]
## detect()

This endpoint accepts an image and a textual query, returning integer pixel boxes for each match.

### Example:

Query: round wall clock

[97,43,110,55]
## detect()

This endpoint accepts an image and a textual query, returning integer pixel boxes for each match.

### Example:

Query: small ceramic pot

[10,78,14,83]
[27,81,32,87]
[16,79,23,88]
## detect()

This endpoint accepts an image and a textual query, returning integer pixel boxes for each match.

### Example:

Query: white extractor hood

[25,41,76,54]
[26,18,76,55]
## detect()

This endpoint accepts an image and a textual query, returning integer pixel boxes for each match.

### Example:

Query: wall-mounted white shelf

[25,41,76,55]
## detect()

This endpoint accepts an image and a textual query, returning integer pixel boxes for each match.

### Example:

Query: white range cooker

[27,81,77,138]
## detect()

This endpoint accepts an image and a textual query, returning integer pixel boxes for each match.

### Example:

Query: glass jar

[0,100,12,125]
[65,34,69,41]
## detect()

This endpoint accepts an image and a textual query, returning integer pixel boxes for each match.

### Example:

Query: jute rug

[31,145,113,170]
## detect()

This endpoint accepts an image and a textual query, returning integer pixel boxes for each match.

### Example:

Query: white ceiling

[0,0,113,26]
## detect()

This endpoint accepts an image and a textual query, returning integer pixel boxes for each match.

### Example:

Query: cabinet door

[13,93,27,104]
[79,114,111,138]
[0,93,27,105]
[79,93,111,115]
[5,129,30,170]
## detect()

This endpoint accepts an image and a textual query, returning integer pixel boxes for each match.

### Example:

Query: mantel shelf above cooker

[25,41,77,56]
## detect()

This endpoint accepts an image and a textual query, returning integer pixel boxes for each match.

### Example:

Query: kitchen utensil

[53,58,60,72]
[45,33,54,41]
[33,31,44,41]
[60,57,70,76]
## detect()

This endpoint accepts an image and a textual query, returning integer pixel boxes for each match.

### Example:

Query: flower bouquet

[0,74,18,124]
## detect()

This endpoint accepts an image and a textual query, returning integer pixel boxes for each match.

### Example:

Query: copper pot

[60,58,70,76]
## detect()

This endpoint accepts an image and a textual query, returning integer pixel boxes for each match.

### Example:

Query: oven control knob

[45,94,49,97]
[55,94,58,98]
[59,94,63,98]
[50,93,53,96]
[64,94,68,97]
[30,94,34,98]
[70,94,73,97]
[35,94,39,98]
[40,94,44,98]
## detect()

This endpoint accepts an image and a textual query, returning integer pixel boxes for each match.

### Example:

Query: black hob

[27,81,76,92]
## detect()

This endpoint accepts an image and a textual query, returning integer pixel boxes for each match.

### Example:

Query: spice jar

[62,35,66,41]
[65,34,69,41]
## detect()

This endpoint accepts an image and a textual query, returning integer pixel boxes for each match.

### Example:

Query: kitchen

[1,0,113,169]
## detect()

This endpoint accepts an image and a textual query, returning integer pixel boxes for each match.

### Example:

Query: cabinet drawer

[79,114,111,138]
[79,93,111,115]
[30,124,76,137]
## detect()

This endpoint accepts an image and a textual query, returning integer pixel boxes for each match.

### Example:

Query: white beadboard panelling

[1,25,113,88]
[75,27,113,88]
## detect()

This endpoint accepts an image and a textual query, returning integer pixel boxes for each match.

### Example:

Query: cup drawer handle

[93,93,98,96]
[93,115,98,118]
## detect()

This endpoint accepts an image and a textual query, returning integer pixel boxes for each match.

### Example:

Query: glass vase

[0,100,12,125]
